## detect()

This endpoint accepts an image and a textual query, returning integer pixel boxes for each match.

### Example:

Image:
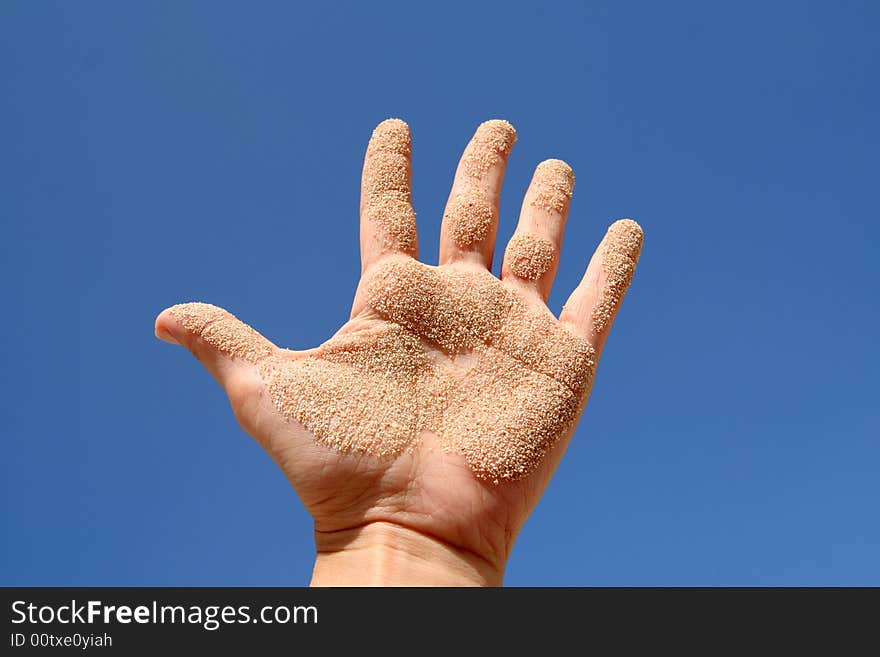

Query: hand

[155,119,643,586]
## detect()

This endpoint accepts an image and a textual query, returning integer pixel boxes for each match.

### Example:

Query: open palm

[155,119,643,585]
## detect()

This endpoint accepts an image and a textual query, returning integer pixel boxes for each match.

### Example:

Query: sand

[443,120,516,251]
[255,255,597,481]
[529,159,575,213]
[590,219,644,335]
[165,119,642,482]
[505,233,556,281]
[168,221,641,483]
[169,302,274,363]
[462,120,517,178]
[446,190,496,248]
[361,119,418,253]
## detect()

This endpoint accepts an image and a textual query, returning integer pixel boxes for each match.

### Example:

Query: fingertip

[477,119,517,145]
[533,159,575,202]
[522,159,576,229]
[470,120,517,165]
[377,117,410,130]
[607,218,645,255]
[154,302,227,348]
[536,158,574,180]
[463,120,517,179]
[368,118,412,155]
[154,309,181,346]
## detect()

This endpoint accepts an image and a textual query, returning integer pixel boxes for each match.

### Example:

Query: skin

[154,119,643,586]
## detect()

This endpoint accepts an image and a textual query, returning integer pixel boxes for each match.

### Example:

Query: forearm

[311,521,504,587]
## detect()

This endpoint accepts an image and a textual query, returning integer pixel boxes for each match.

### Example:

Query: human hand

[154,119,643,586]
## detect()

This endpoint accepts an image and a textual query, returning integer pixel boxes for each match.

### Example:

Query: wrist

[310,521,504,587]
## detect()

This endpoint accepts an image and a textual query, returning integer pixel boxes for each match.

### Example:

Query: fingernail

[155,326,181,346]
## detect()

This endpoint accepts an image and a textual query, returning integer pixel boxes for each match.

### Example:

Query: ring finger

[501,159,575,301]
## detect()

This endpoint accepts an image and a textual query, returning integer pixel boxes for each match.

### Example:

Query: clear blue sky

[2,1,877,586]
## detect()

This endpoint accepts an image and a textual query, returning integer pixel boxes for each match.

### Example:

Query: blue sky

[2,1,877,585]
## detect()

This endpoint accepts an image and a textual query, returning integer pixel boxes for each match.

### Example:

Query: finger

[155,302,277,390]
[559,219,644,352]
[438,119,517,268]
[360,118,417,272]
[501,159,575,301]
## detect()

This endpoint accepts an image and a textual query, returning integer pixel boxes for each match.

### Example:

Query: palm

[156,118,642,579]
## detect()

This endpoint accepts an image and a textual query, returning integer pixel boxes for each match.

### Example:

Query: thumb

[154,302,276,388]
